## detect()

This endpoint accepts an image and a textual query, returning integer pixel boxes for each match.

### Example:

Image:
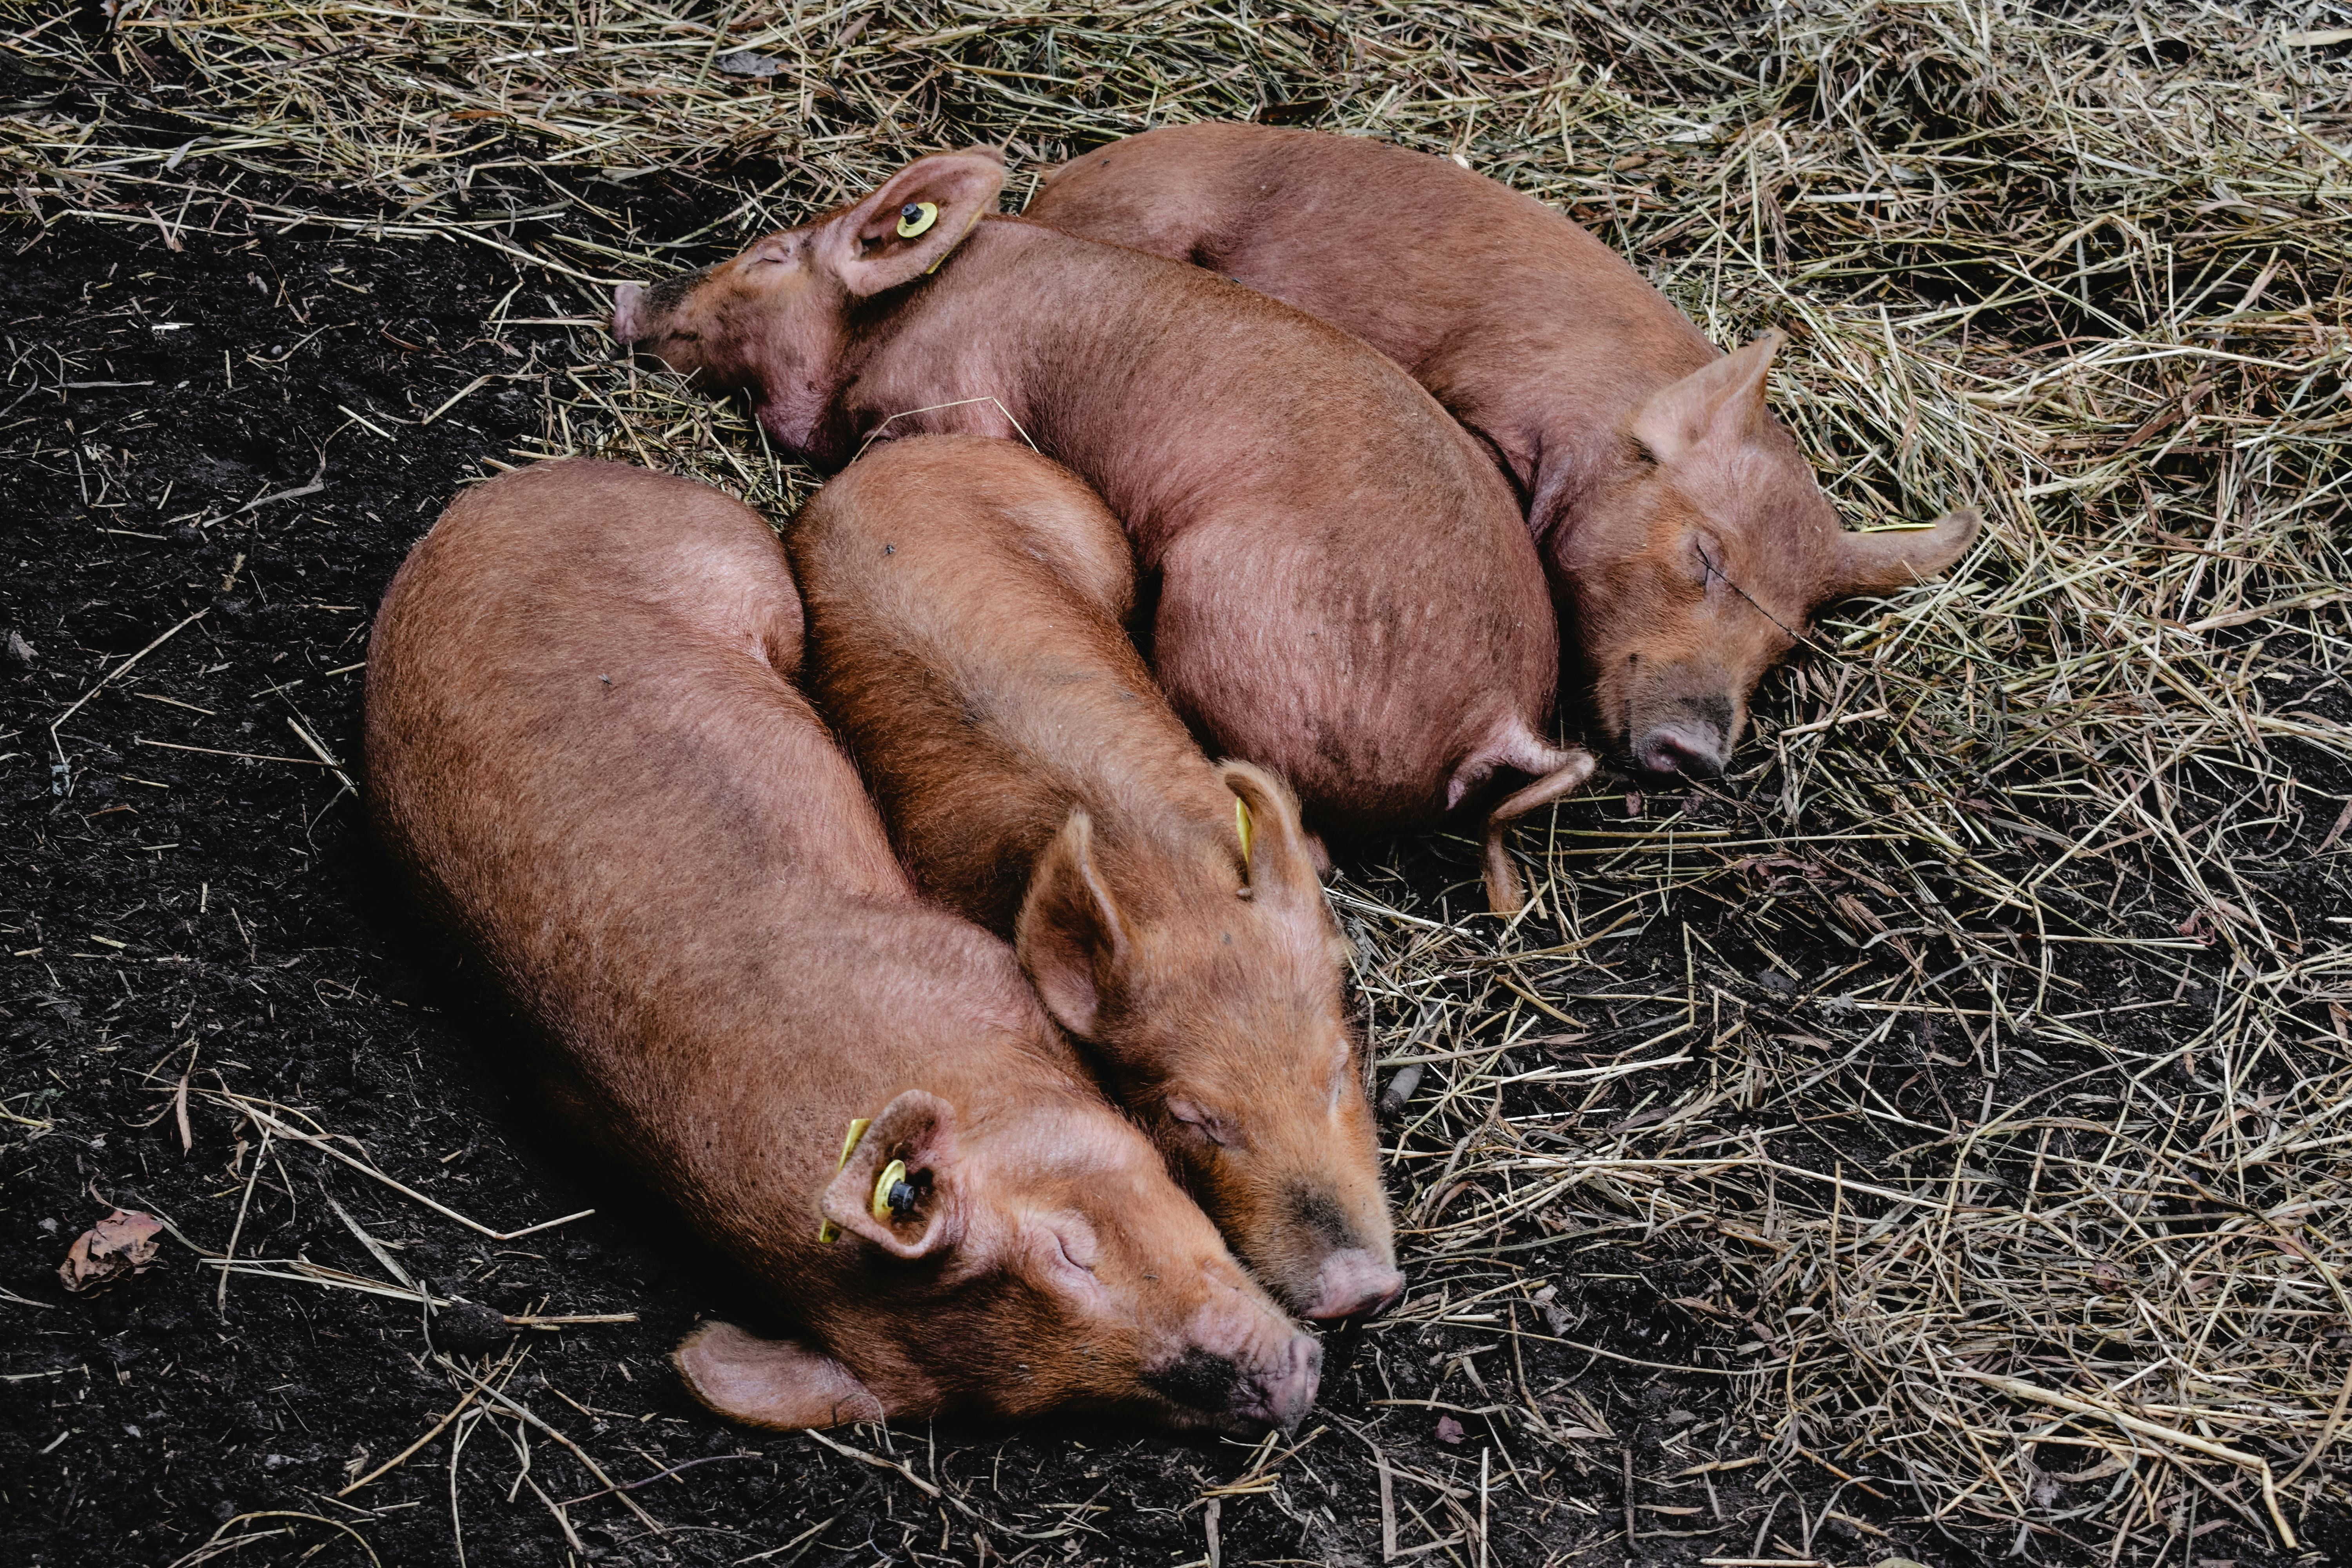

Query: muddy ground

[2,177,2344,1568]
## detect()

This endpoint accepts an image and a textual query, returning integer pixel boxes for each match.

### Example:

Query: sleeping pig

[790,434,1401,1322]
[1023,122,1980,783]
[612,146,1594,911]
[364,458,1319,1433]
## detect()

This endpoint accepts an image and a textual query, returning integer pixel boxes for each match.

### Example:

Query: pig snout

[1633,716,1727,780]
[1268,1180,1401,1322]
[1154,1291,1323,1434]
[1173,1332,1319,1435]
[1238,1332,1323,1434]
[1629,691,1733,782]
[1302,1248,1405,1322]
[611,282,645,345]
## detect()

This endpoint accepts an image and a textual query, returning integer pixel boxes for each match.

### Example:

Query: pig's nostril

[1211,1335,1323,1434]
[1235,1334,1322,1434]
[1267,1334,1323,1432]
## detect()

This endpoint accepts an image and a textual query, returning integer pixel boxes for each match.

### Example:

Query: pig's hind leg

[1457,722,1597,915]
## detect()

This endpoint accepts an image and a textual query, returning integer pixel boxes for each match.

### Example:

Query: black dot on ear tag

[887,1178,918,1220]
[896,201,939,239]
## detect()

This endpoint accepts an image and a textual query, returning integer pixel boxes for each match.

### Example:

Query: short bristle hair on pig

[789,435,1400,1322]
[1023,122,1980,783]
[614,145,1594,913]
[365,457,1321,1436]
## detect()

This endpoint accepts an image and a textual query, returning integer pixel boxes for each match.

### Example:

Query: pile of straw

[10,1,2349,1558]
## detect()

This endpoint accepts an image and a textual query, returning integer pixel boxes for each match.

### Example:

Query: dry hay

[9,0,2351,1561]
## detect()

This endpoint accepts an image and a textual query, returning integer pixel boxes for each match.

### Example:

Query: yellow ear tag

[1235,796,1254,867]
[871,1158,909,1223]
[895,201,938,239]
[817,1116,873,1243]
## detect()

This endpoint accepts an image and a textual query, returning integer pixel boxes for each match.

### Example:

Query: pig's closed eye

[1042,1223,1100,1292]
[1166,1099,1231,1149]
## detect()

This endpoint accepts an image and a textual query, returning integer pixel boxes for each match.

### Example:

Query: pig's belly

[1143,522,1523,833]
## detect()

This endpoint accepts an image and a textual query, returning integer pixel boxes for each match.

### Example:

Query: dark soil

[2,200,2337,1568]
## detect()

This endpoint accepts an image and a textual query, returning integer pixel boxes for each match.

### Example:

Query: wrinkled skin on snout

[362,458,1318,1435]
[1020,123,1982,786]
[789,437,1401,1323]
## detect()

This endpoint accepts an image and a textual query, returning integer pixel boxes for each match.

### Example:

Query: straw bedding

[4,2,2349,1563]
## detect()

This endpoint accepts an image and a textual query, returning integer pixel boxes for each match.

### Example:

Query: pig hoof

[1481,827,1526,914]
[1302,1250,1404,1322]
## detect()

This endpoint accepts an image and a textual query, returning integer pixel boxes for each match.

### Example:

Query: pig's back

[792,435,1226,931]
[1027,123,1717,490]
[977,224,1560,826]
[363,460,1024,1112]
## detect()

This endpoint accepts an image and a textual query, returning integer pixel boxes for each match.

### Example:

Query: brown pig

[789,434,1400,1321]
[363,458,1320,1434]
[1022,122,1981,782]
[611,146,1593,911]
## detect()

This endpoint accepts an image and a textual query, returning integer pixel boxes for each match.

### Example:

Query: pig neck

[566,867,1078,1204]
[840,221,1261,534]
[1378,167,1726,564]
[658,905,1098,1264]
[838,221,1069,441]
[679,898,1083,1151]
[990,669,1244,929]
[1090,769,1243,921]
[1419,265,1824,581]
[1449,304,1711,571]
[1240,167,1722,567]
[1179,151,1720,564]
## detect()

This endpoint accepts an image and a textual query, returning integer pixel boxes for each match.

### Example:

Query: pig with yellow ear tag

[365,457,1321,1434]
[789,434,1403,1324]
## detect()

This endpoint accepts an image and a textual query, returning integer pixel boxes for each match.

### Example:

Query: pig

[363,457,1319,1434]
[1022,122,1981,783]
[611,145,1594,912]
[789,434,1401,1321]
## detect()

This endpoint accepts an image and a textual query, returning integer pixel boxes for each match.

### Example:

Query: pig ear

[1216,760,1322,900]
[675,1320,887,1429]
[1015,809,1129,1041]
[820,1089,960,1259]
[1630,328,1782,467]
[823,149,1007,299]
[1832,506,1982,599]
